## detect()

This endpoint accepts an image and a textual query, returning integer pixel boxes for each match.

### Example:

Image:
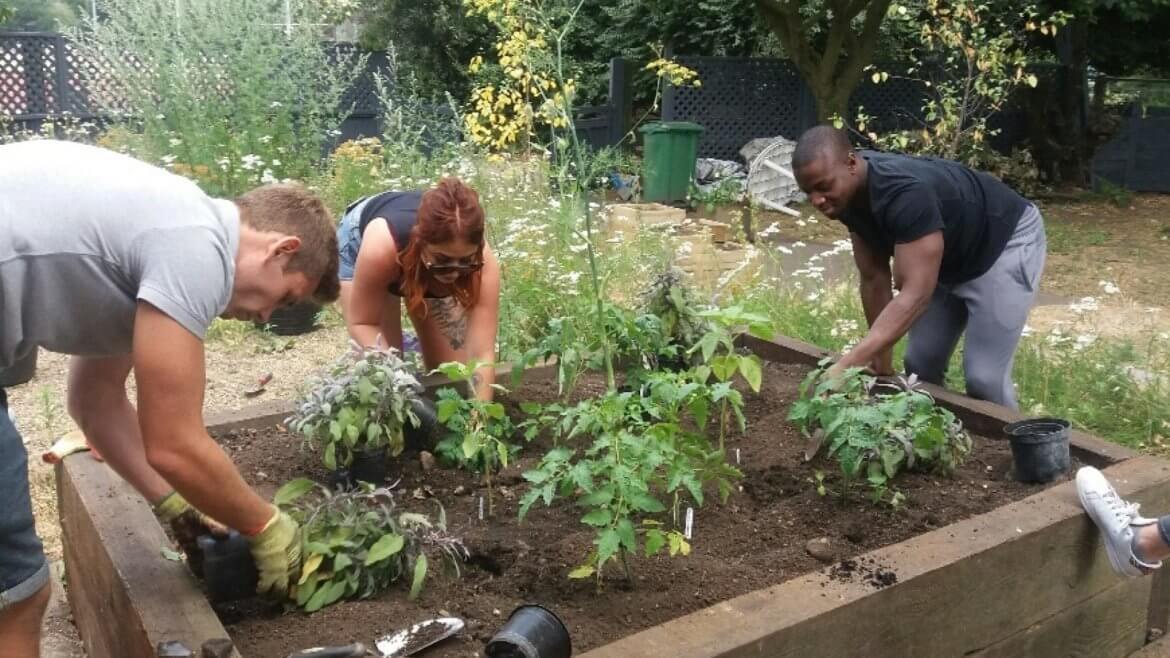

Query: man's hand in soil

[246,505,302,599]
[153,490,228,577]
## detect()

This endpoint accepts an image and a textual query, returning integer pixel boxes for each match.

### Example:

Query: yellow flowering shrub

[461,0,577,154]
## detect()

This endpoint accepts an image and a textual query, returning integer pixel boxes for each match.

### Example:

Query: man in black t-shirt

[790,126,1046,409]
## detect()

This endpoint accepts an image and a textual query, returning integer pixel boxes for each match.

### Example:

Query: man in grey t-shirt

[0,140,339,655]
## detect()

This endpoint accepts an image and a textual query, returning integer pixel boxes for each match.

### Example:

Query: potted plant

[288,343,424,487]
[279,478,467,611]
[197,478,467,609]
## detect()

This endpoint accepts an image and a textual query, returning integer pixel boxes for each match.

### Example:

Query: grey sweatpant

[903,205,1046,410]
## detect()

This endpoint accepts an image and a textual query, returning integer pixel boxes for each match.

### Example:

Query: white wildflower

[240,154,263,171]
[260,169,277,184]
[160,154,177,166]
[168,138,182,147]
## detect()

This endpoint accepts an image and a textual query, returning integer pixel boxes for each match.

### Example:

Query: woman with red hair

[337,177,500,398]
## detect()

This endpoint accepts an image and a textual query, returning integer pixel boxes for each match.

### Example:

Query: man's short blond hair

[235,184,339,303]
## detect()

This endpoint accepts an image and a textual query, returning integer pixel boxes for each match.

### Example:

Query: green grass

[1045,221,1110,255]
[322,147,1168,452]
[732,252,1170,448]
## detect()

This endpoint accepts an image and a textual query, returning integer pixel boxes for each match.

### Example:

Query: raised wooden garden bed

[58,335,1170,658]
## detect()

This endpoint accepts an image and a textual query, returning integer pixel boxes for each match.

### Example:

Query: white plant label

[478,496,484,521]
[735,448,741,465]
[684,507,694,540]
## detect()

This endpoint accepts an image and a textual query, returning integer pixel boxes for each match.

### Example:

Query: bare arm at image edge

[133,301,272,534]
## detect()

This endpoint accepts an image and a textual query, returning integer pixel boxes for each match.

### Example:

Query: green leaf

[274,477,316,506]
[296,574,318,606]
[484,402,506,420]
[305,541,334,557]
[435,361,468,380]
[738,356,763,392]
[569,462,593,493]
[688,395,709,429]
[364,534,405,565]
[357,377,376,404]
[523,469,551,484]
[160,546,182,562]
[644,530,667,557]
[332,553,352,572]
[597,529,621,566]
[581,508,612,527]
[304,579,346,612]
[462,433,480,460]
[346,424,360,443]
[519,488,542,519]
[629,493,666,513]
[329,420,342,441]
[366,423,382,444]
[579,488,613,507]
[436,398,461,424]
[519,401,542,415]
[409,554,428,600]
[568,565,595,579]
[710,355,737,382]
[698,332,719,363]
[497,440,509,468]
[616,518,636,553]
[323,442,337,471]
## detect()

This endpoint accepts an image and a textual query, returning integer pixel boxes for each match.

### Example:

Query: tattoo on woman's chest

[429,298,468,350]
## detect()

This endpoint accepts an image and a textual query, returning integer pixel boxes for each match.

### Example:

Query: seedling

[432,360,514,516]
[789,364,972,505]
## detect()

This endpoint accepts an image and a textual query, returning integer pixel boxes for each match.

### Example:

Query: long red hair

[397,177,485,317]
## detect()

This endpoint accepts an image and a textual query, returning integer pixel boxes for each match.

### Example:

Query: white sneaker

[1076,466,1162,577]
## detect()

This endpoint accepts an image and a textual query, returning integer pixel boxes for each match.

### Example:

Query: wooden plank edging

[57,455,240,658]
[60,337,1157,658]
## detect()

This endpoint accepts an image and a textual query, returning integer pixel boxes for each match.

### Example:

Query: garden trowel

[287,617,465,658]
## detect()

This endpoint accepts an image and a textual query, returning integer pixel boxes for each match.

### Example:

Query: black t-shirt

[839,151,1029,284]
[352,190,449,298]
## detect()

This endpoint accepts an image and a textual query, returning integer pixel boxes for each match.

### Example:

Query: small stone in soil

[419,450,436,472]
[454,485,467,495]
[805,537,836,563]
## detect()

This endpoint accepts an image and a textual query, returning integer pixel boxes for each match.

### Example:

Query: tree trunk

[814,87,851,123]
[755,0,892,132]
[1054,17,1090,185]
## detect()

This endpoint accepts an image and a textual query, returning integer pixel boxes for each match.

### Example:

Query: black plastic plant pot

[1004,417,1071,484]
[484,604,572,658]
[405,398,439,451]
[256,301,320,336]
[197,531,258,603]
[350,446,390,485]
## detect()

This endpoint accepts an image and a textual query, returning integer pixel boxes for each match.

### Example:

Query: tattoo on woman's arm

[429,298,468,350]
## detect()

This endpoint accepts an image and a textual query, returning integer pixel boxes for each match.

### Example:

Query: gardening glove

[246,505,302,599]
[153,490,229,578]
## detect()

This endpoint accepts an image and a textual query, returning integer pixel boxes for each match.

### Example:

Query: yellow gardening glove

[246,505,302,599]
[153,491,229,578]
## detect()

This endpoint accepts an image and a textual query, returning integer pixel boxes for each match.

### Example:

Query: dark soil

[213,363,1068,657]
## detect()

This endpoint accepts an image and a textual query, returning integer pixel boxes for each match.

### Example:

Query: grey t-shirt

[0,140,240,368]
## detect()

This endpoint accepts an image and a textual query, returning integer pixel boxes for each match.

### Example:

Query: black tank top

[350,191,447,298]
